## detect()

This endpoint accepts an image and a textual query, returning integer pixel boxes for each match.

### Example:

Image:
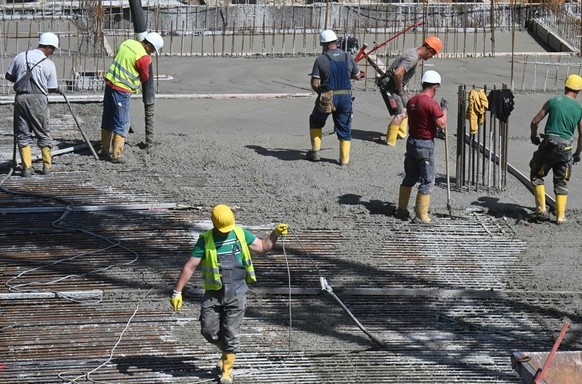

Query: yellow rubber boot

[214,342,224,372]
[220,352,235,384]
[533,185,546,214]
[555,194,567,224]
[396,185,412,218]
[339,140,350,166]
[307,128,322,161]
[386,123,399,146]
[111,133,125,163]
[19,146,33,177]
[100,129,113,159]
[41,146,52,175]
[414,193,432,223]
[397,117,408,139]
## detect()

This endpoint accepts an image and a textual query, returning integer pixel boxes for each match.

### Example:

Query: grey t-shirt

[7,48,58,95]
[385,47,420,88]
[310,48,360,83]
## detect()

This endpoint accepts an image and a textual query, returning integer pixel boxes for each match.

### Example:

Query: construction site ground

[2,31,582,383]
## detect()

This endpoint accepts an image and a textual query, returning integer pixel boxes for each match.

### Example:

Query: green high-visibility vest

[105,39,147,93]
[200,226,256,290]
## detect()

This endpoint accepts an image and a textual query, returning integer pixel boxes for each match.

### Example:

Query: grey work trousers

[14,94,52,148]
[200,287,247,353]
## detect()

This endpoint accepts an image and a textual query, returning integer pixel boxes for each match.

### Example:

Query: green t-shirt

[545,95,582,140]
[192,228,257,265]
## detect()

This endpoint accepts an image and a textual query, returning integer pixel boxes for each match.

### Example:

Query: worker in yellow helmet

[376,36,442,146]
[100,31,164,163]
[170,204,288,384]
[529,74,582,224]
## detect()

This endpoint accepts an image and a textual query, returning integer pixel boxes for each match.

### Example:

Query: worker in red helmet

[170,204,288,384]
[376,35,442,146]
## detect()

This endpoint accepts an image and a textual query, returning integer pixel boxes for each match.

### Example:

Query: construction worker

[100,31,164,163]
[5,32,60,177]
[376,36,442,146]
[395,70,447,223]
[529,74,582,224]
[307,29,365,166]
[170,204,288,384]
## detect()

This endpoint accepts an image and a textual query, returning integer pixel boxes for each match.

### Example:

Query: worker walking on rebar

[170,204,288,384]
[5,32,60,177]
[395,70,447,223]
[529,74,582,224]
[100,32,164,163]
[307,29,365,166]
[376,36,442,146]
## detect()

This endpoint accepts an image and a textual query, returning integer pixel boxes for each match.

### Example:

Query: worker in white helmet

[100,31,164,163]
[5,32,60,177]
[307,29,365,166]
[395,70,448,223]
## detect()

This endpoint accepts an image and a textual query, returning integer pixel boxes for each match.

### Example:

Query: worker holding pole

[170,204,288,384]
[99,32,163,163]
[306,29,365,166]
[395,70,447,223]
[5,32,60,177]
[376,36,442,146]
[529,74,582,224]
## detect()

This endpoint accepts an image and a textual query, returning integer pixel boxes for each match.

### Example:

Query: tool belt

[318,90,335,113]
[542,134,573,152]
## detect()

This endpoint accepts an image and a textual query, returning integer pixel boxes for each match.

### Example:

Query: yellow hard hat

[211,204,235,233]
[565,74,582,91]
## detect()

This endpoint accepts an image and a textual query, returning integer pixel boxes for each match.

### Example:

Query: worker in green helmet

[170,204,288,384]
[529,74,582,224]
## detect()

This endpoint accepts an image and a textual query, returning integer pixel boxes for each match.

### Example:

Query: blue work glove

[574,154,581,165]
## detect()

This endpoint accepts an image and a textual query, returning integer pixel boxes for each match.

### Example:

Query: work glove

[170,290,182,311]
[574,154,581,165]
[440,98,448,111]
[274,223,288,236]
[531,135,541,146]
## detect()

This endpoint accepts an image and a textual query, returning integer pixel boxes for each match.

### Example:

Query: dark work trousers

[402,138,436,195]
[14,93,52,148]
[530,135,573,195]
[199,247,248,353]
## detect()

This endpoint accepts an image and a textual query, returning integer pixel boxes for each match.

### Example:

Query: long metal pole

[60,92,99,160]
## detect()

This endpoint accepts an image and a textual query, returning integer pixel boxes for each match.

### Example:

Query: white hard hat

[144,32,164,54]
[421,70,441,85]
[39,32,59,49]
[320,30,338,44]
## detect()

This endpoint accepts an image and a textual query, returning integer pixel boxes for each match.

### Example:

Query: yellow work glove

[275,223,289,236]
[170,290,182,311]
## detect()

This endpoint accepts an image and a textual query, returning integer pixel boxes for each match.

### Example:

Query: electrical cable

[57,288,154,384]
